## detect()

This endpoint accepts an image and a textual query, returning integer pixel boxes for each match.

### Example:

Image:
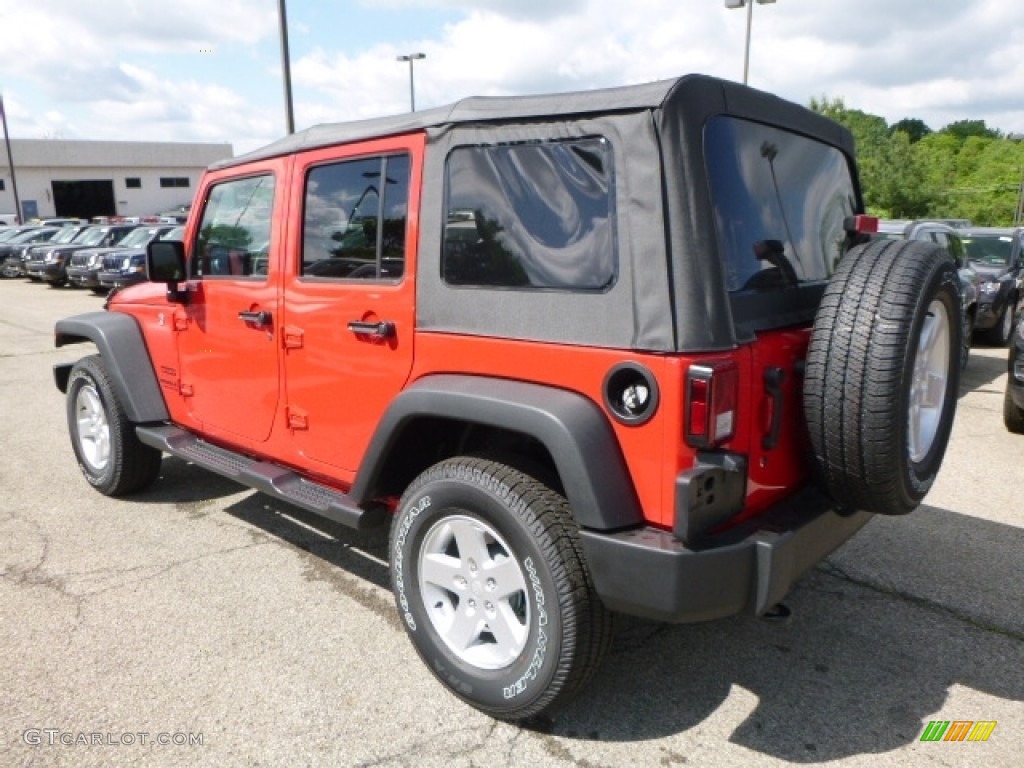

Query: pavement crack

[818,561,1024,643]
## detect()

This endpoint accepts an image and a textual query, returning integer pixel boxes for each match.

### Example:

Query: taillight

[844,214,879,234]
[685,361,739,449]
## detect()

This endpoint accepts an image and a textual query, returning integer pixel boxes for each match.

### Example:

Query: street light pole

[277,0,296,134]
[0,94,23,224]
[396,53,426,112]
[724,0,776,85]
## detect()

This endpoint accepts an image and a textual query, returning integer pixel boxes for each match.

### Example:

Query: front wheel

[1005,386,1024,433]
[390,457,613,721]
[67,355,162,495]
[985,304,1015,347]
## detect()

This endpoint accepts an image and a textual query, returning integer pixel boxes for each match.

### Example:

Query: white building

[0,139,233,223]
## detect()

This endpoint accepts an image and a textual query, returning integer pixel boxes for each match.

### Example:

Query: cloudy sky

[2,0,1023,155]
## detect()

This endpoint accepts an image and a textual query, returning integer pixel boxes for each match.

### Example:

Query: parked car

[0,228,60,277]
[25,224,137,287]
[959,227,1023,346]
[99,226,185,292]
[67,225,175,292]
[1005,312,1024,432]
[875,220,978,369]
[53,74,961,722]
[12,225,93,279]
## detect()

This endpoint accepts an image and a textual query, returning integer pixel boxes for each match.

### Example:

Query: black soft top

[212,75,859,353]
[213,74,853,171]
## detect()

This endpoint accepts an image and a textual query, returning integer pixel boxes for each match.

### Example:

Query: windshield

[0,229,18,242]
[52,227,83,244]
[11,228,54,244]
[162,226,186,240]
[117,227,159,247]
[962,234,1014,266]
[78,228,110,246]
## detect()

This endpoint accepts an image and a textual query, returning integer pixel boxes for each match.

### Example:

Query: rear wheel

[804,239,961,515]
[390,456,613,721]
[67,355,162,495]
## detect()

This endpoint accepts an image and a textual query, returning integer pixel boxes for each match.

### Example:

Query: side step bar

[136,424,387,530]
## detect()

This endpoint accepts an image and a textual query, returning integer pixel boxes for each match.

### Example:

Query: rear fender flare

[353,375,644,531]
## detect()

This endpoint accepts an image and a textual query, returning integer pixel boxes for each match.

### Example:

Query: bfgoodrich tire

[67,355,162,496]
[390,457,613,721]
[804,239,961,515]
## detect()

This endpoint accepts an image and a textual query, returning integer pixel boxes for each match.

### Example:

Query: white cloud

[3,0,1024,155]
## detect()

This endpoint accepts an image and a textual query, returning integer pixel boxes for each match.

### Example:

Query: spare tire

[804,239,961,515]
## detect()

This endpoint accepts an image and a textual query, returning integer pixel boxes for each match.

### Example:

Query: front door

[282,136,422,472]
[176,164,286,443]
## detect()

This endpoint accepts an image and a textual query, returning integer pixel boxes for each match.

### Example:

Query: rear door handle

[238,310,272,327]
[347,320,395,338]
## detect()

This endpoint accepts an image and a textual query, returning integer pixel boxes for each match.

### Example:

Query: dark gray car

[960,227,1023,346]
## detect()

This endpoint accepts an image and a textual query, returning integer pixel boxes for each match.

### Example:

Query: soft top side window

[705,116,856,294]
[442,138,616,291]
[193,174,274,279]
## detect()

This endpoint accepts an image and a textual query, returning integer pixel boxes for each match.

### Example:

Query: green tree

[810,97,934,218]
[940,119,1001,141]
[891,118,932,143]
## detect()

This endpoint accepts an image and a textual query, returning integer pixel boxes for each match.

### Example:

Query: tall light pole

[277,0,296,134]
[725,0,776,85]
[0,94,23,224]
[396,53,426,112]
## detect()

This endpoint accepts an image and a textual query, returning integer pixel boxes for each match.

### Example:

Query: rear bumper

[579,488,872,623]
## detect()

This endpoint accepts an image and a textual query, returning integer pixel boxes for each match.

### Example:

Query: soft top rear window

[705,116,856,295]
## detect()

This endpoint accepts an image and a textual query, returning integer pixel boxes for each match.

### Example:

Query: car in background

[25,224,137,287]
[1005,312,1024,433]
[98,226,185,293]
[11,225,93,278]
[875,220,979,369]
[67,224,175,292]
[0,228,60,277]
[959,227,1023,346]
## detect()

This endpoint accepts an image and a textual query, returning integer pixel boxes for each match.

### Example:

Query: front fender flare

[352,375,644,531]
[54,311,169,423]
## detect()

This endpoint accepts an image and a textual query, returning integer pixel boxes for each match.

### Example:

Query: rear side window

[706,116,856,293]
[442,138,616,291]
[194,174,274,278]
[301,153,410,280]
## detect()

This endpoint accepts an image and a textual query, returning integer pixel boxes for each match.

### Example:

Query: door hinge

[179,383,194,397]
[173,313,190,332]
[287,407,309,430]
[283,325,304,350]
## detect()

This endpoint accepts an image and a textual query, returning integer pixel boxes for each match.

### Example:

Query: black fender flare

[352,375,644,531]
[53,311,169,424]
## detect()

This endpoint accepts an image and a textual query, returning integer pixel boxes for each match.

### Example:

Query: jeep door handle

[347,320,395,338]
[238,310,272,326]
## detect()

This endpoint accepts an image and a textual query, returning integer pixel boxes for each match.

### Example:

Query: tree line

[810,97,1024,226]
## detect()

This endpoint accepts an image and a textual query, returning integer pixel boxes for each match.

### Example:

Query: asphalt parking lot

[1,279,1021,768]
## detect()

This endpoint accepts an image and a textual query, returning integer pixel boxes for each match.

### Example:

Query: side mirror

[147,240,188,303]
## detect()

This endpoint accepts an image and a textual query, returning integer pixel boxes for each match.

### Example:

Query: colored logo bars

[920,720,997,742]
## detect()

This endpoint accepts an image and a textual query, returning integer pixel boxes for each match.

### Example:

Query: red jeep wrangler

[54,74,961,721]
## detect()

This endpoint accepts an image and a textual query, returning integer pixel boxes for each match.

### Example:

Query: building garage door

[52,180,116,221]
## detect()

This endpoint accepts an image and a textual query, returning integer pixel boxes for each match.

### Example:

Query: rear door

[281,135,422,472]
